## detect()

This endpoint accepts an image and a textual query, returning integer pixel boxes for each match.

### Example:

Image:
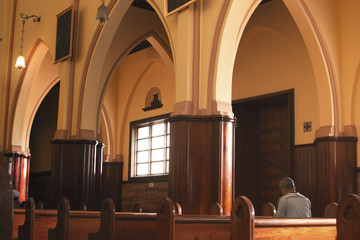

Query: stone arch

[213,0,336,135]
[11,40,60,153]
[79,0,174,139]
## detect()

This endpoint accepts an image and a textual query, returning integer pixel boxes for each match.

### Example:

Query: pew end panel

[231,196,255,240]
[337,193,360,240]
[210,202,224,216]
[18,198,35,240]
[261,202,276,217]
[88,198,115,240]
[13,209,26,239]
[48,197,70,240]
[324,202,338,218]
[175,202,182,215]
[156,197,175,240]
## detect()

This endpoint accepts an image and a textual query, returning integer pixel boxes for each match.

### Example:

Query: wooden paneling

[315,137,357,217]
[28,171,52,209]
[293,144,316,214]
[51,140,103,210]
[168,115,235,215]
[102,162,123,211]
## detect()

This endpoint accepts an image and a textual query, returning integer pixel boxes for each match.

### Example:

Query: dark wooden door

[233,91,293,214]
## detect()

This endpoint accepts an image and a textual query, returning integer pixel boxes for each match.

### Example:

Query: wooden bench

[14,198,58,240]
[231,196,337,240]
[18,194,360,240]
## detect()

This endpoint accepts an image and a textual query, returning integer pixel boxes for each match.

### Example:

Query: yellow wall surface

[103,46,175,179]
[232,0,319,145]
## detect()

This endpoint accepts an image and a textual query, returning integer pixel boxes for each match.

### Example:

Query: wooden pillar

[102,162,123,211]
[168,115,235,215]
[5,152,31,203]
[315,136,357,216]
[0,151,12,239]
[50,139,103,210]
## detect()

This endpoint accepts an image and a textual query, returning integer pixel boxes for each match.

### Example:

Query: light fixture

[15,13,40,69]
[96,0,109,25]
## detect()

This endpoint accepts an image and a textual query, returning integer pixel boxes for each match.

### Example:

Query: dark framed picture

[165,0,197,16]
[55,6,74,63]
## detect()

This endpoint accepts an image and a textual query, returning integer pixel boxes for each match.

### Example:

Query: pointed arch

[212,0,336,135]
[11,39,60,153]
[79,1,174,139]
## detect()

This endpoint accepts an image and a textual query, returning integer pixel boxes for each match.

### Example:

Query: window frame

[128,113,170,182]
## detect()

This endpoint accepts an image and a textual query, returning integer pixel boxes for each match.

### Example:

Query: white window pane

[137,139,149,151]
[138,126,149,139]
[167,148,170,160]
[166,135,170,147]
[166,160,169,173]
[152,123,164,137]
[167,122,170,134]
[151,162,163,174]
[152,149,164,161]
[137,163,148,175]
[137,151,148,163]
[152,136,164,149]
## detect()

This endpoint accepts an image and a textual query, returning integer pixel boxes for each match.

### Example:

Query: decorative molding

[172,101,193,115]
[79,129,96,140]
[51,139,99,145]
[53,129,68,140]
[115,154,123,162]
[212,100,233,117]
[315,125,335,138]
[168,114,235,123]
[343,125,357,137]
[314,136,358,143]
[10,145,23,154]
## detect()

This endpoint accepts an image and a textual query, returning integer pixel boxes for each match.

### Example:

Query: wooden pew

[14,198,58,240]
[48,198,101,240]
[156,197,231,240]
[231,196,337,240]
[18,198,35,240]
[49,198,157,240]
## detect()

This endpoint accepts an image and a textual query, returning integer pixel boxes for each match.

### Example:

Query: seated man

[276,177,311,218]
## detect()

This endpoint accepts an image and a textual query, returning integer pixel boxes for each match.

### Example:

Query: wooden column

[5,152,31,203]
[315,136,357,216]
[102,162,123,211]
[51,139,103,210]
[168,115,235,215]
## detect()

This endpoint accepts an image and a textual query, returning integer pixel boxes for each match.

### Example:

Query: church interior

[2,0,360,238]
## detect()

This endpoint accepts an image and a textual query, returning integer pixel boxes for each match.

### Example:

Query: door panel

[233,91,292,214]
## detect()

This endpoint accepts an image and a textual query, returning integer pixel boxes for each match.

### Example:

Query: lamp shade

[15,55,26,69]
[96,3,109,25]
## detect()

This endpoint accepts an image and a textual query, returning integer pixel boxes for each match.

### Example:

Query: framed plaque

[165,0,197,16]
[55,6,74,63]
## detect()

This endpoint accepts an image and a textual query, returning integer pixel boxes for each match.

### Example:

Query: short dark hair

[279,177,296,191]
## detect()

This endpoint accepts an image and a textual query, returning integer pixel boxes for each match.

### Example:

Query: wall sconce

[96,0,109,25]
[15,13,40,69]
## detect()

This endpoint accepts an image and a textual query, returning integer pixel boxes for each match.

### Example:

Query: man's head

[279,177,296,195]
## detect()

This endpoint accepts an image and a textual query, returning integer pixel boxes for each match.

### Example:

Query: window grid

[134,121,169,177]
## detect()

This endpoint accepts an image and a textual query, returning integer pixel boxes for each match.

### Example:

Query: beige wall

[103,46,175,180]
[232,0,319,145]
